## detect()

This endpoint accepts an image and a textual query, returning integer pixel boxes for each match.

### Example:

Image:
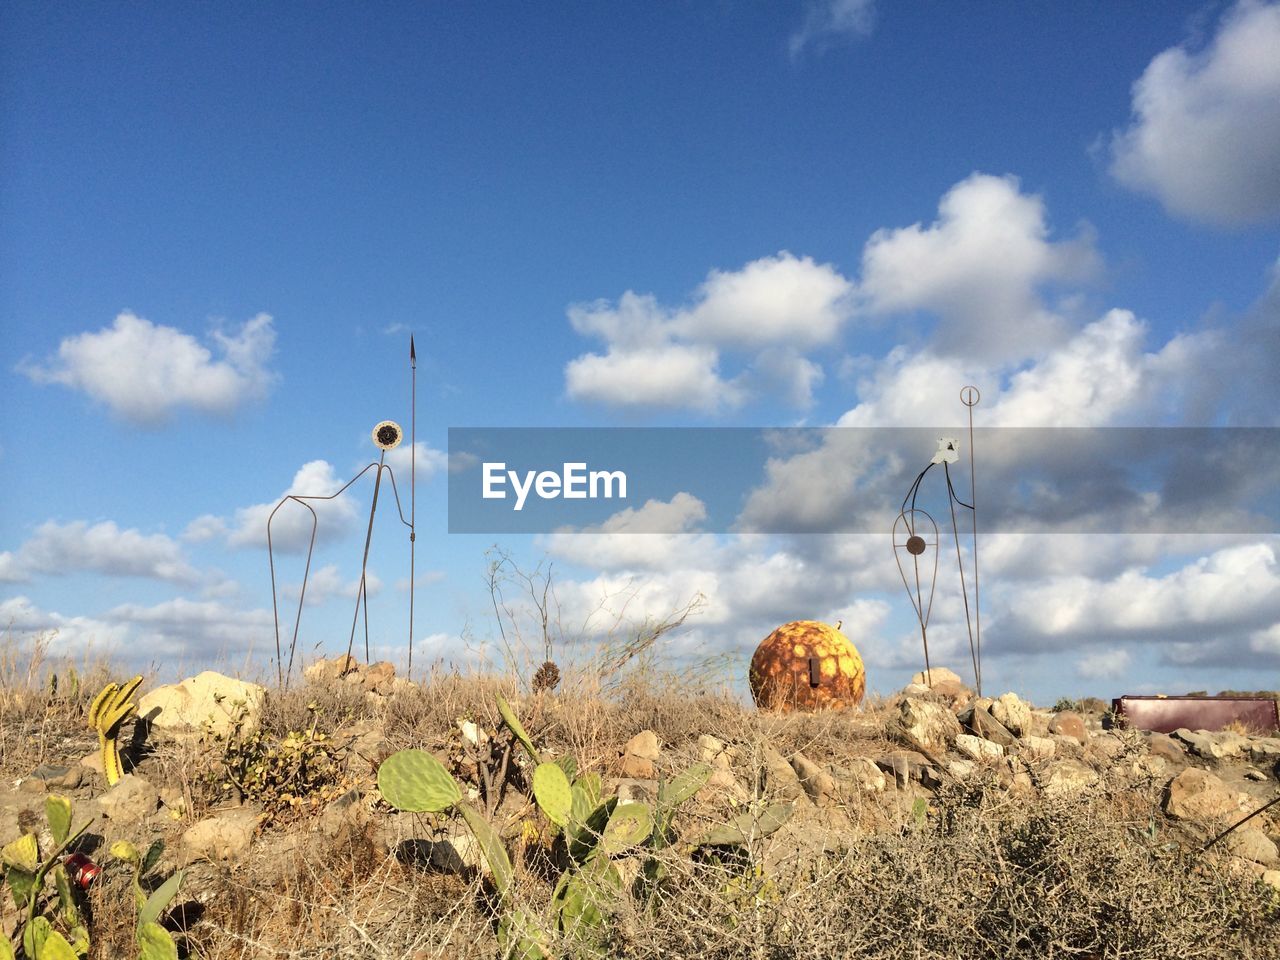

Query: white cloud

[0,596,129,653]
[1,520,201,584]
[837,309,1207,429]
[858,173,1099,362]
[1076,648,1132,680]
[566,342,740,412]
[1110,0,1280,225]
[383,441,448,482]
[279,563,382,608]
[225,460,363,551]
[999,543,1280,644]
[545,493,715,570]
[102,597,274,661]
[564,253,852,413]
[21,312,278,425]
[674,253,853,348]
[789,0,875,59]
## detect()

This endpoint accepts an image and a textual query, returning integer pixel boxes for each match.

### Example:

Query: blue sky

[2,1,1278,703]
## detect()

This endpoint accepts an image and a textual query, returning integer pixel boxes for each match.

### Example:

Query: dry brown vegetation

[2,631,1278,960]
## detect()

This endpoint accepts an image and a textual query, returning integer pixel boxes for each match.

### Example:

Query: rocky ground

[2,658,1278,959]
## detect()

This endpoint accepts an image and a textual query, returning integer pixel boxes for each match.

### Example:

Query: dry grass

[2,631,1278,960]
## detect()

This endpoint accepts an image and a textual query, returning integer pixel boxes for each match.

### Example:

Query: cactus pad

[377,749,462,812]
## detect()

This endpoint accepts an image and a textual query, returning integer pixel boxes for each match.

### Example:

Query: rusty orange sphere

[749,620,866,712]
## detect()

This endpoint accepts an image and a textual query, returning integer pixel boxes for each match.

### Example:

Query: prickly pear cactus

[600,802,653,857]
[696,800,794,846]
[136,921,179,960]
[532,762,572,827]
[496,693,539,762]
[658,762,711,809]
[377,749,462,812]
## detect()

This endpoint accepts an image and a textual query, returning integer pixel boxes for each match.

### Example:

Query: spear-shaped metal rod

[408,334,417,681]
[346,450,385,666]
[962,385,983,696]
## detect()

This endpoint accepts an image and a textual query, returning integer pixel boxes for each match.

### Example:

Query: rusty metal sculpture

[267,337,419,689]
[893,386,983,695]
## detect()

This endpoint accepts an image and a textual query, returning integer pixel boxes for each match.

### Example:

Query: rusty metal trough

[1110,695,1280,735]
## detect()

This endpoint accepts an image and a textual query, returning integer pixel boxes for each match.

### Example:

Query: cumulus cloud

[564,253,852,413]
[21,312,278,425]
[383,441,448,481]
[545,493,715,570]
[221,460,364,551]
[1076,648,1132,680]
[102,597,274,661]
[858,173,1099,362]
[1110,0,1280,225]
[278,564,382,609]
[0,596,129,652]
[837,309,1207,429]
[789,0,875,59]
[998,543,1280,646]
[1,520,201,584]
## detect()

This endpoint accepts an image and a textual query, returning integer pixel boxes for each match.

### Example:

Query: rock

[990,693,1033,738]
[910,667,964,688]
[1163,768,1249,823]
[95,774,160,826]
[1173,728,1248,761]
[947,760,977,779]
[761,747,806,801]
[304,655,359,682]
[1226,828,1279,866]
[1249,737,1280,762]
[364,661,396,687]
[180,807,260,864]
[1244,767,1268,782]
[954,734,1003,762]
[26,764,78,789]
[619,727,660,773]
[138,671,265,736]
[614,778,658,804]
[697,735,726,763]
[1086,733,1125,763]
[959,705,1018,749]
[624,730,661,762]
[1047,711,1087,744]
[876,751,941,789]
[318,787,370,840]
[897,697,962,754]
[1145,732,1186,764]
[1039,759,1099,797]
[1131,755,1167,778]
[789,752,837,806]
[1020,735,1057,761]
[1263,870,1280,892]
[703,766,749,802]
[842,758,887,793]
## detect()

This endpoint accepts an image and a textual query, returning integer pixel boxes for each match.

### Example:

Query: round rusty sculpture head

[749,620,866,712]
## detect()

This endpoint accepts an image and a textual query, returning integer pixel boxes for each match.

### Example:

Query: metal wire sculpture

[893,386,983,695]
[267,338,419,689]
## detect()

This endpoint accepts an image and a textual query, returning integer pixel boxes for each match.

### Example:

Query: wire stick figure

[267,420,413,689]
[894,387,984,695]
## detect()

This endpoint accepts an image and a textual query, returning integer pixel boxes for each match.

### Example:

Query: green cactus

[87,675,144,786]
[695,800,794,847]
[531,762,573,827]
[136,922,179,960]
[458,804,514,898]
[2,795,94,958]
[496,693,540,763]
[568,797,618,865]
[376,749,462,812]
[552,856,622,957]
[600,802,653,857]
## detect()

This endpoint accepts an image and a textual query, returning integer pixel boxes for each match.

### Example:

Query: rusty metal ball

[906,535,927,555]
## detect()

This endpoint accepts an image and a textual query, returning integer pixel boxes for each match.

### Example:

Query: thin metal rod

[346,451,386,667]
[946,462,980,696]
[409,334,417,681]
[267,496,318,690]
[963,386,983,697]
[1203,792,1280,852]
